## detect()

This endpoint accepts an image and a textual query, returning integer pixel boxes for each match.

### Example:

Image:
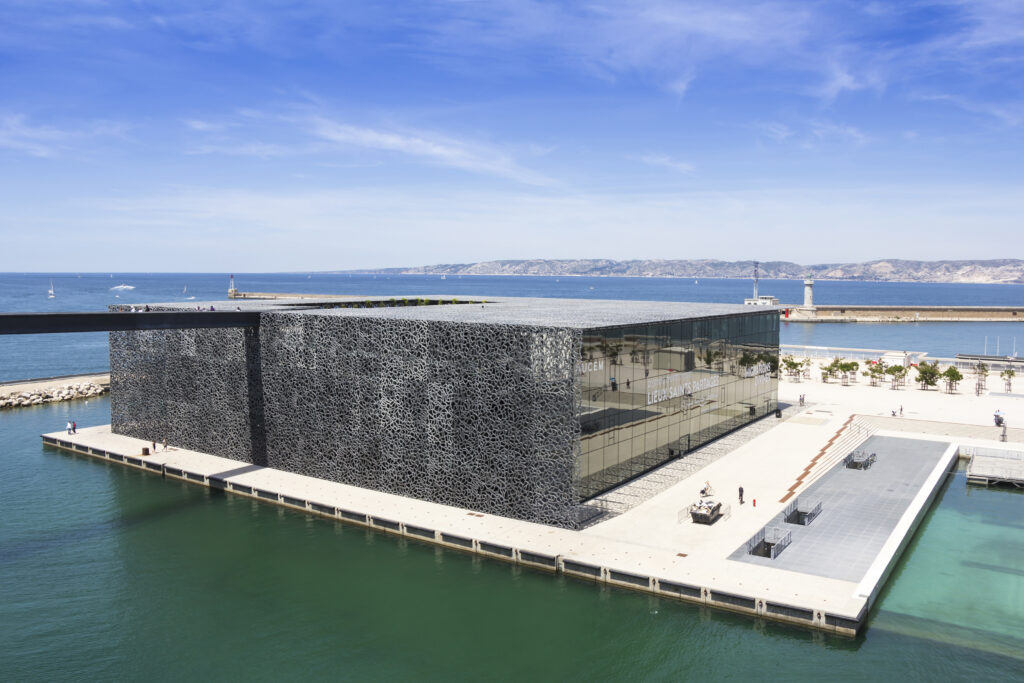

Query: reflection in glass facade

[576,310,779,500]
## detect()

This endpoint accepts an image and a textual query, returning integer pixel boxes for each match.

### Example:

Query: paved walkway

[41,371,1024,633]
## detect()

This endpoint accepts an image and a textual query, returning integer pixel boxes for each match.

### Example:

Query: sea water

[0,273,1022,679]
[0,273,1021,381]
[0,399,1020,680]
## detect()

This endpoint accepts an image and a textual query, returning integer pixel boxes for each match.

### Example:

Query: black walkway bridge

[0,311,260,335]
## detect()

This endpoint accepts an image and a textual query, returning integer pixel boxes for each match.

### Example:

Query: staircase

[779,415,877,503]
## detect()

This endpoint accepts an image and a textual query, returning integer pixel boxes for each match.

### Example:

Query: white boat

[110,284,135,291]
[441,274,447,280]
[183,285,187,295]
[48,281,55,298]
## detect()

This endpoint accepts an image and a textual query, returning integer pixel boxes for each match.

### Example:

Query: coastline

[328,271,1024,286]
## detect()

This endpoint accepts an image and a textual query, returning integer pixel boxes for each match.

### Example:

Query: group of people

[65,420,76,434]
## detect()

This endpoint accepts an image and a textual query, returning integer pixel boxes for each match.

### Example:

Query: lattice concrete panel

[111,310,584,528]
[258,313,582,527]
[110,325,260,463]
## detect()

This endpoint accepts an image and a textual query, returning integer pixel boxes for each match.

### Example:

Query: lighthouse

[803,278,815,309]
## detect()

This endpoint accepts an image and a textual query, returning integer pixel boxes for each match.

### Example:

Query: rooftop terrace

[151,295,767,329]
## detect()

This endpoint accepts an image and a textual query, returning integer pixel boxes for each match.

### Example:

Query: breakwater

[0,373,109,409]
[785,305,1024,322]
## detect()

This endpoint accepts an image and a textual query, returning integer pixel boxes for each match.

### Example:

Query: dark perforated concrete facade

[110,296,778,528]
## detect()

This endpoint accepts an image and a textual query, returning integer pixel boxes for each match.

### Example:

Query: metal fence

[745,525,792,559]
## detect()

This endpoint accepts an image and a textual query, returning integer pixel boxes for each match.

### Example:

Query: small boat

[48,281,55,298]
[441,274,447,280]
[182,285,187,295]
[110,284,135,291]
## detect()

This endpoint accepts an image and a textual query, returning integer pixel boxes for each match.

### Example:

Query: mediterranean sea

[1,272,1022,679]
[0,272,1021,381]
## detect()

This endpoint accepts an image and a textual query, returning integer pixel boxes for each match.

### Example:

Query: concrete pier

[965,446,1024,487]
[43,405,985,637]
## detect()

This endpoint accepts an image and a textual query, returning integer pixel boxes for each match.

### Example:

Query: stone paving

[41,365,1024,633]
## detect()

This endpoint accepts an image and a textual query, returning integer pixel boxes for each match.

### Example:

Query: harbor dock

[966,447,1024,487]
[42,375,1021,637]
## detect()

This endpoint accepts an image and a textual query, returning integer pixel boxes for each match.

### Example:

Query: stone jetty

[0,373,109,409]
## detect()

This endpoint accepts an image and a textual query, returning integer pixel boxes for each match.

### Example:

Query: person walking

[738,486,744,505]
[72,421,77,434]
[66,421,72,435]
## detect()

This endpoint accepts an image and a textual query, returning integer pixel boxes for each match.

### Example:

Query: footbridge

[0,311,260,335]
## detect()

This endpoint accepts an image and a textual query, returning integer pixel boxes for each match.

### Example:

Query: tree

[974,362,989,389]
[596,341,623,365]
[1001,369,1016,392]
[782,355,803,379]
[839,360,860,384]
[916,361,941,390]
[943,366,964,393]
[820,357,845,383]
[886,364,907,390]
[756,351,779,375]
[863,360,886,387]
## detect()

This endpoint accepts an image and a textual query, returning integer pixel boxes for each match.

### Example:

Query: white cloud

[639,154,695,173]
[184,119,228,132]
[809,120,869,145]
[0,114,70,157]
[755,121,794,141]
[665,73,695,99]
[912,93,1022,126]
[308,117,553,185]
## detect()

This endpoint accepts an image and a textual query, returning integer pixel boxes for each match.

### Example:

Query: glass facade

[576,310,779,500]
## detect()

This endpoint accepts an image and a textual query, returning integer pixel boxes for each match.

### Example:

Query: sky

[1,1,1022,272]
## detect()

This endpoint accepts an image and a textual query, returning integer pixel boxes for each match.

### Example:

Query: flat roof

[149,295,769,329]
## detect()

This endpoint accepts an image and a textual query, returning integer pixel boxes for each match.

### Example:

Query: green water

[1,398,1021,680]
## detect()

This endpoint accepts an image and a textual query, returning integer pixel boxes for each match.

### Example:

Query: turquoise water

[1,398,1021,680]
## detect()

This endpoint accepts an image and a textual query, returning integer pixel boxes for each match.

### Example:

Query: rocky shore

[0,375,110,409]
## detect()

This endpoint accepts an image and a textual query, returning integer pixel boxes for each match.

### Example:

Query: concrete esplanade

[38,292,1024,636]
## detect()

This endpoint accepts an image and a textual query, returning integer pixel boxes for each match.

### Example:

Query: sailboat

[48,280,55,298]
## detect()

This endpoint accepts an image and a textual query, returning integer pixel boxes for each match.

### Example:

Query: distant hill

[338,259,1024,284]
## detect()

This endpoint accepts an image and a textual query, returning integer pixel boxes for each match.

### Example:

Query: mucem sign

[110,296,779,528]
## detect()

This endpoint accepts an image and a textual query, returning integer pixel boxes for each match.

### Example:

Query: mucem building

[111,296,779,528]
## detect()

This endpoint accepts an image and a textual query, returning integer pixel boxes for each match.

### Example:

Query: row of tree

[781,355,1018,393]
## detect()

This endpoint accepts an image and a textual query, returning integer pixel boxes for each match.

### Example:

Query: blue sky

[1,1,1022,271]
